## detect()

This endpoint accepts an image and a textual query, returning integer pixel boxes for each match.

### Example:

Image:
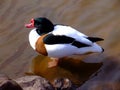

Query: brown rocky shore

[1,60,120,90]
[0,74,77,90]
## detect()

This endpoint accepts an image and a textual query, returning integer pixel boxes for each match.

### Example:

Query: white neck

[29,29,40,50]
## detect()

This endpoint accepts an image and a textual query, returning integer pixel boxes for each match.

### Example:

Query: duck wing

[52,25,93,45]
[43,33,90,48]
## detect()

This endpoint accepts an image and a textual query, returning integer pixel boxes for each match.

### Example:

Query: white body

[29,28,40,50]
[29,25,103,58]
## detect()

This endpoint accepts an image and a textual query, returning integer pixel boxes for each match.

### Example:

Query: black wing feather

[43,34,74,44]
[87,37,104,42]
[43,34,90,48]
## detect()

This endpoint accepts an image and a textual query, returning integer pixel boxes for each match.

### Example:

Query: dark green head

[25,17,54,35]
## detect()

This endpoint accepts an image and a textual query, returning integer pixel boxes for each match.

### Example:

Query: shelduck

[25,17,104,68]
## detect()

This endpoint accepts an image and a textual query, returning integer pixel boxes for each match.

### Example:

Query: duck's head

[25,17,54,35]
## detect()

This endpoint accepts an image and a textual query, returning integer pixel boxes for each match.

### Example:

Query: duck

[25,17,104,68]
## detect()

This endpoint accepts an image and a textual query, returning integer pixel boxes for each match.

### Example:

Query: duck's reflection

[28,55,102,86]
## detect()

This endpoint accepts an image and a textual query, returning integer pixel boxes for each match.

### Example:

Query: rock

[15,76,54,90]
[77,57,120,90]
[52,78,77,90]
[0,74,77,90]
[0,74,23,90]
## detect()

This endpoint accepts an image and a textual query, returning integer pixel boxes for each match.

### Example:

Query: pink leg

[48,58,59,68]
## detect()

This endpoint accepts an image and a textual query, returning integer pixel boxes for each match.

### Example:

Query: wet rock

[77,57,120,90]
[15,76,54,90]
[0,74,77,90]
[52,78,77,90]
[0,74,23,90]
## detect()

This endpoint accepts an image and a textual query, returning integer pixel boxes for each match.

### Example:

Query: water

[27,55,102,86]
[0,0,120,86]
